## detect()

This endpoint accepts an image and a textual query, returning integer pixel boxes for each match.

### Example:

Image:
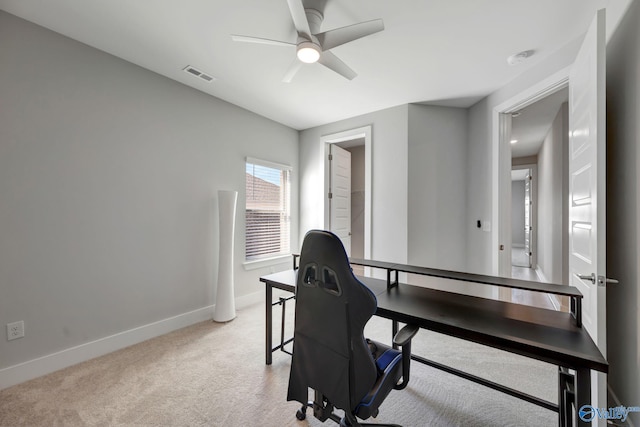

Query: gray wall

[536,103,568,284]
[466,97,494,274]
[511,180,525,247]
[299,105,409,265]
[0,12,298,370]
[408,104,468,272]
[606,0,640,420]
[299,103,470,273]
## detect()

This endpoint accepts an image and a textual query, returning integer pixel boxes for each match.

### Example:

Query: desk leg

[571,297,582,328]
[266,284,273,365]
[558,367,574,427]
[575,367,591,427]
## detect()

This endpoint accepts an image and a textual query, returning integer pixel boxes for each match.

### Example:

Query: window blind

[245,159,291,261]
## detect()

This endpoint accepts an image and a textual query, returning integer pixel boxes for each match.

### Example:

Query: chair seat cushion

[376,348,402,373]
[355,340,403,419]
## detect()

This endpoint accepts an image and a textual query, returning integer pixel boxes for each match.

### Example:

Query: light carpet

[0,299,557,426]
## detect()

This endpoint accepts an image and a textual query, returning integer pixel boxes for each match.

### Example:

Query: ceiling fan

[231,0,384,82]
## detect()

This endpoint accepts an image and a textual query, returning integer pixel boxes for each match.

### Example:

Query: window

[245,158,291,261]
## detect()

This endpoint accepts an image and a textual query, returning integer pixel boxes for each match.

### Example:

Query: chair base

[295,393,402,427]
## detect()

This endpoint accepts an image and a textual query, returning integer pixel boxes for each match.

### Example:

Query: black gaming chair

[287,230,418,427]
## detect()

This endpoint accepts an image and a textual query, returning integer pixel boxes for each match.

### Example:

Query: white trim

[321,125,372,259]
[532,265,562,311]
[496,112,513,279]
[535,264,549,283]
[235,289,264,310]
[0,291,264,391]
[242,254,291,271]
[245,156,291,171]
[492,66,571,277]
[535,265,548,283]
[245,157,292,261]
[607,386,636,427]
[500,76,570,114]
[548,294,562,311]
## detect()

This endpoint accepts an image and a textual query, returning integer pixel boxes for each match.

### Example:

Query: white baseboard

[548,294,562,311]
[235,289,263,310]
[534,265,548,283]
[0,290,264,391]
[531,267,568,311]
[608,385,637,427]
[534,266,563,311]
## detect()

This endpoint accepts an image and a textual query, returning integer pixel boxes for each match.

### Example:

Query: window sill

[243,254,292,271]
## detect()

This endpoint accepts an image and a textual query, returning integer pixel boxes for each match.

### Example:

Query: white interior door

[568,8,606,417]
[329,144,351,255]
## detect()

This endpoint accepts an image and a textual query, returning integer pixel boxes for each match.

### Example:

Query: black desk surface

[260,270,607,373]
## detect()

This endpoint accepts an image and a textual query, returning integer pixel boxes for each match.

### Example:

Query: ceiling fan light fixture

[297,41,321,63]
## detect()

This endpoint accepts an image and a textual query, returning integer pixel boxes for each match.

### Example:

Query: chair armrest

[393,324,419,347]
[393,324,419,390]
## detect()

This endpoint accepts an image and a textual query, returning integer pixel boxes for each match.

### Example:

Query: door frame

[492,67,570,277]
[322,126,372,259]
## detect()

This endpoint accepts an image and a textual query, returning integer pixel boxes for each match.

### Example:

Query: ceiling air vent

[183,65,216,83]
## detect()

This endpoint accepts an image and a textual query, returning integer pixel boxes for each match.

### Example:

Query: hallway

[510,248,556,310]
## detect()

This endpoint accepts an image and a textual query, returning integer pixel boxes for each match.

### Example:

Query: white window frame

[244,157,292,269]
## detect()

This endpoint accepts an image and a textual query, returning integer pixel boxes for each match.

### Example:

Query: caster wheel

[296,408,306,420]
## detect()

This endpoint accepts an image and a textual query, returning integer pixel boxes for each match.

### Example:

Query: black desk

[260,269,607,427]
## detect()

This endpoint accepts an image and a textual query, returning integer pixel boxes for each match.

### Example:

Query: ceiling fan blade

[286,0,312,39]
[282,59,303,83]
[231,35,295,47]
[316,19,384,51]
[318,51,357,80]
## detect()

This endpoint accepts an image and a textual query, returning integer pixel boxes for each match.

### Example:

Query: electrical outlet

[7,321,24,341]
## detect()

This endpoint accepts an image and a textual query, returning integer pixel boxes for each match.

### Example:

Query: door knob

[597,275,619,287]
[576,273,596,284]
[576,273,619,287]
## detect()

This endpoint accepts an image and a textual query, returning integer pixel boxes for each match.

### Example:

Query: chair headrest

[297,230,366,301]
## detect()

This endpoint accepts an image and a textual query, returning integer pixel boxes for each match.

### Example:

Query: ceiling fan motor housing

[304,9,324,35]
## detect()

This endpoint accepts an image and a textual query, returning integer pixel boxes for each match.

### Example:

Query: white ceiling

[0,0,629,130]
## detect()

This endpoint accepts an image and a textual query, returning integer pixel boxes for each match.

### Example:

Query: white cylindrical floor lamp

[213,190,237,322]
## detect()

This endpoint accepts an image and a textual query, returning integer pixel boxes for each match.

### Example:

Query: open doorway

[509,88,568,286]
[496,80,569,309]
[322,126,372,267]
[328,141,365,259]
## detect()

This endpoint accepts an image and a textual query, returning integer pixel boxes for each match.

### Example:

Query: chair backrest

[287,230,378,412]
